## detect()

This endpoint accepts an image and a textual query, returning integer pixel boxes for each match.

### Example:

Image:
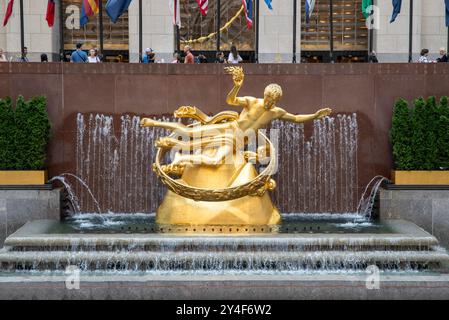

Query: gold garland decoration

[180,5,244,45]
[152,131,277,202]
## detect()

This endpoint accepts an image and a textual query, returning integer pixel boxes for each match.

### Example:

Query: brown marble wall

[1,62,448,211]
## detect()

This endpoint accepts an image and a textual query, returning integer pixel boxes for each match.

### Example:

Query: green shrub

[0,96,51,170]
[391,95,449,170]
[391,98,413,170]
[0,97,15,169]
[437,96,449,169]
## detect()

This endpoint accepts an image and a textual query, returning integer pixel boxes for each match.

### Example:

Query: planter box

[392,170,449,185]
[0,171,48,185]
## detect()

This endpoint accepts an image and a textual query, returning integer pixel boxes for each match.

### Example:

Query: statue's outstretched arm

[140,117,235,137]
[280,108,332,123]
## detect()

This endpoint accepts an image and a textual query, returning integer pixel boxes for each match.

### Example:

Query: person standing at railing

[418,49,435,63]
[171,52,180,63]
[142,48,157,63]
[18,47,29,62]
[88,49,101,63]
[0,49,7,62]
[215,51,227,63]
[368,51,379,63]
[437,48,448,63]
[71,43,88,63]
[184,45,195,64]
[227,45,242,64]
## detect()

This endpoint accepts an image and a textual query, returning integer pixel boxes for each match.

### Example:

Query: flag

[106,0,132,23]
[80,0,100,27]
[445,0,449,27]
[390,0,402,23]
[197,0,208,16]
[169,0,181,27]
[264,0,272,10]
[242,0,253,29]
[3,0,14,27]
[46,0,55,27]
[305,0,315,23]
[362,0,372,19]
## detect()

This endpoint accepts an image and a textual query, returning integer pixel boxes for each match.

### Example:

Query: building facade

[0,0,447,63]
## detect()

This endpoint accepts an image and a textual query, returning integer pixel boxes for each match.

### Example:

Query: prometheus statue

[141,67,331,226]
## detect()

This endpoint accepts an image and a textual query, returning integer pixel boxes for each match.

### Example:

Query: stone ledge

[1,275,449,299]
[380,188,449,249]
[0,188,61,248]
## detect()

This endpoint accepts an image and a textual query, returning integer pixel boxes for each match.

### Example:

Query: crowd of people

[1,43,448,64]
[141,44,243,64]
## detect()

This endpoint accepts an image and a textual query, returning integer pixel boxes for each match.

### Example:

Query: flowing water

[75,113,169,213]
[51,213,388,234]
[271,114,358,213]
[72,113,359,214]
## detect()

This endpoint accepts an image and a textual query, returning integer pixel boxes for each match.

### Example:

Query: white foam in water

[78,222,96,229]
[336,222,376,229]
[282,213,365,220]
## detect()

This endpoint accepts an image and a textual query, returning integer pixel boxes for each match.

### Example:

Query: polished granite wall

[1,62,449,211]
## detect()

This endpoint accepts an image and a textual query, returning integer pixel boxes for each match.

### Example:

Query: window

[301,0,368,62]
[179,0,255,54]
[62,0,129,59]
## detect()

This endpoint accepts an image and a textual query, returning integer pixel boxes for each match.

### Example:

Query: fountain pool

[52,213,390,235]
[0,216,447,275]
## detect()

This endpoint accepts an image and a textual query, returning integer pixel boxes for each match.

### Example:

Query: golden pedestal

[156,159,281,225]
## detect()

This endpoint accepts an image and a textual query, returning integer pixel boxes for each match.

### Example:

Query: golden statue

[141,67,331,226]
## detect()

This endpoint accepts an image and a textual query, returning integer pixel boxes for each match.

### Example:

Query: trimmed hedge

[0,96,51,170]
[391,96,449,170]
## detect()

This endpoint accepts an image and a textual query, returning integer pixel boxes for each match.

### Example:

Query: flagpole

[59,0,64,61]
[255,0,259,63]
[99,0,104,57]
[176,26,180,53]
[369,0,374,55]
[292,0,297,63]
[408,0,413,63]
[19,0,25,56]
[139,0,143,62]
[216,0,221,53]
[329,0,334,63]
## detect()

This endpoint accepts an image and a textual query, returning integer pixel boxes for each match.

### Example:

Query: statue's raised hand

[224,66,244,87]
[315,108,332,119]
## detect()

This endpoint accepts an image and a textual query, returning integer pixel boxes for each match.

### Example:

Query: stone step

[4,219,440,253]
[1,249,448,272]
[2,219,448,273]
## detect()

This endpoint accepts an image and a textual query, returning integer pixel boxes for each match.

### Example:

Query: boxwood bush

[391,96,449,170]
[0,96,51,170]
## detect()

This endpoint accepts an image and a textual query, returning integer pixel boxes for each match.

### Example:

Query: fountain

[0,67,448,293]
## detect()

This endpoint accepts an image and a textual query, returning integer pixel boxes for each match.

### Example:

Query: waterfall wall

[75,113,358,213]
